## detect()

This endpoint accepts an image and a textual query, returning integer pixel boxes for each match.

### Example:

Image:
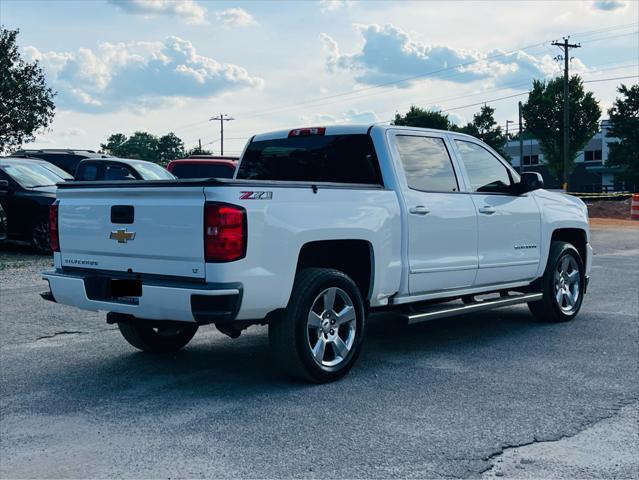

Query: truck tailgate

[57,187,206,279]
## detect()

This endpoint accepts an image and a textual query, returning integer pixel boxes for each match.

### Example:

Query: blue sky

[2,0,638,155]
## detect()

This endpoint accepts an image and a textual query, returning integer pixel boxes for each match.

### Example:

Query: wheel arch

[550,228,587,264]
[295,239,374,303]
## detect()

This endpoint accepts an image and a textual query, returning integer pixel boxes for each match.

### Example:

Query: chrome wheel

[32,220,51,253]
[554,255,580,314]
[306,287,357,368]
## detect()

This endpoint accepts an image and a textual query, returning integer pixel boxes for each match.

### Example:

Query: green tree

[123,131,158,161]
[100,132,158,161]
[606,83,639,188]
[157,132,185,162]
[522,75,601,184]
[458,105,509,160]
[393,106,454,130]
[0,27,56,154]
[187,146,212,156]
[100,133,128,157]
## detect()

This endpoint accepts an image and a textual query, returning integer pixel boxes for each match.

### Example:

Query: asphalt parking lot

[1,228,638,479]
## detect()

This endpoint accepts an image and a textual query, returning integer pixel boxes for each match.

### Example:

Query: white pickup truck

[43,125,592,382]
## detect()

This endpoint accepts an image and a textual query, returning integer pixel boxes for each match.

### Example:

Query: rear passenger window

[104,165,135,181]
[395,135,458,192]
[237,134,382,185]
[454,140,512,193]
[77,165,98,181]
[172,164,235,179]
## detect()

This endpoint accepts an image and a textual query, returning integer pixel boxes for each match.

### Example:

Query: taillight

[204,203,246,262]
[288,127,326,137]
[49,201,60,252]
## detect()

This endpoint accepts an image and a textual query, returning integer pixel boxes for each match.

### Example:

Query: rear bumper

[42,269,242,324]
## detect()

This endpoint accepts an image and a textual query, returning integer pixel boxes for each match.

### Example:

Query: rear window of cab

[236,134,383,185]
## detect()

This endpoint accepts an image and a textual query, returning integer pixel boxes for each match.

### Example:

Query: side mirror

[518,172,544,194]
[0,180,9,195]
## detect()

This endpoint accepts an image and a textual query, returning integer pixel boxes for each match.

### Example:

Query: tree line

[1,26,637,187]
[99,131,210,163]
[394,77,636,187]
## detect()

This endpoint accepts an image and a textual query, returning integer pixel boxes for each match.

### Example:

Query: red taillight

[49,201,60,252]
[204,203,246,262]
[288,127,326,137]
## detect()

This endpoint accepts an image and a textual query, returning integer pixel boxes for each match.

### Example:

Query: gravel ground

[0,228,638,478]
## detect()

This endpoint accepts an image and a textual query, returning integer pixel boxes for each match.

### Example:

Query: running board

[406,293,543,325]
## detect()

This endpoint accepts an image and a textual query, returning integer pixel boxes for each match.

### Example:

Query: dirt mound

[585,197,633,220]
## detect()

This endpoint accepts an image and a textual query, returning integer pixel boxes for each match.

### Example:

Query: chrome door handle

[478,205,496,215]
[409,206,430,215]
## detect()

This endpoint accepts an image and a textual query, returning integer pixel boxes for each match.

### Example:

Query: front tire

[528,241,585,322]
[117,322,198,353]
[31,218,51,254]
[269,268,366,383]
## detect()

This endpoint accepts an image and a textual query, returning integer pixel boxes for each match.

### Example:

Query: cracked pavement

[1,228,638,478]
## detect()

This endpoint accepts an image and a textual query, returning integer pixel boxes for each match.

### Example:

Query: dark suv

[12,149,110,176]
[0,157,72,252]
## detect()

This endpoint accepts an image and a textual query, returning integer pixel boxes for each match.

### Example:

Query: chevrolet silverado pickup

[42,125,592,383]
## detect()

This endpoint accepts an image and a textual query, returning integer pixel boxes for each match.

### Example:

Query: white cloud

[300,108,378,125]
[107,0,207,24]
[58,127,87,137]
[24,36,263,113]
[319,0,353,12]
[321,24,575,88]
[215,8,257,28]
[590,0,628,11]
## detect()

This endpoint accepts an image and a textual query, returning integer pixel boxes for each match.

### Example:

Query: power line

[179,58,637,145]
[227,23,638,118]
[583,74,638,83]
[173,24,638,148]
[443,75,637,112]
[212,29,636,123]
[171,23,637,136]
[184,72,637,148]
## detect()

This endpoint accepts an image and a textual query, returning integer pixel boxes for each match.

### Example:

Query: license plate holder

[110,279,142,298]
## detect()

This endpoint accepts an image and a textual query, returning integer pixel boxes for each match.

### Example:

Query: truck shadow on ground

[26,307,563,415]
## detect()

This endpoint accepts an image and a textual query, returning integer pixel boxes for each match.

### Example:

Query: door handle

[478,205,496,215]
[409,206,430,215]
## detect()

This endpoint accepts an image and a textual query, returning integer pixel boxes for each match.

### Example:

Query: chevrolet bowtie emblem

[109,229,136,243]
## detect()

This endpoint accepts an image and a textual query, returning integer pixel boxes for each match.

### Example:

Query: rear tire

[117,322,198,353]
[528,241,584,323]
[269,268,365,383]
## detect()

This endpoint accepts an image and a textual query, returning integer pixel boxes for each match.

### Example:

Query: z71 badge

[240,191,273,200]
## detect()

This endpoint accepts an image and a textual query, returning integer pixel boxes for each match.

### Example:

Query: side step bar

[407,293,542,325]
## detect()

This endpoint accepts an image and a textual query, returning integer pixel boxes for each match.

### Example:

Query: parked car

[167,156,238,179]
[0,158,71,252]
[12,149,109,176]
[75,158,175,181]
[42,125,591,382]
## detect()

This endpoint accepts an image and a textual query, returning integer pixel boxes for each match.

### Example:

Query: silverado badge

[109,229,136,243]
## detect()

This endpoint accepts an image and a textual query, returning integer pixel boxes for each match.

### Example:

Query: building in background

[504,120,625,192]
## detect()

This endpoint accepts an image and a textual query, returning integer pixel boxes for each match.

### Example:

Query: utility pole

[518,101,524,174]
[505,119,514,161]
[209,114,235,156]
[552,36,581,191]
[198,139,202,153]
